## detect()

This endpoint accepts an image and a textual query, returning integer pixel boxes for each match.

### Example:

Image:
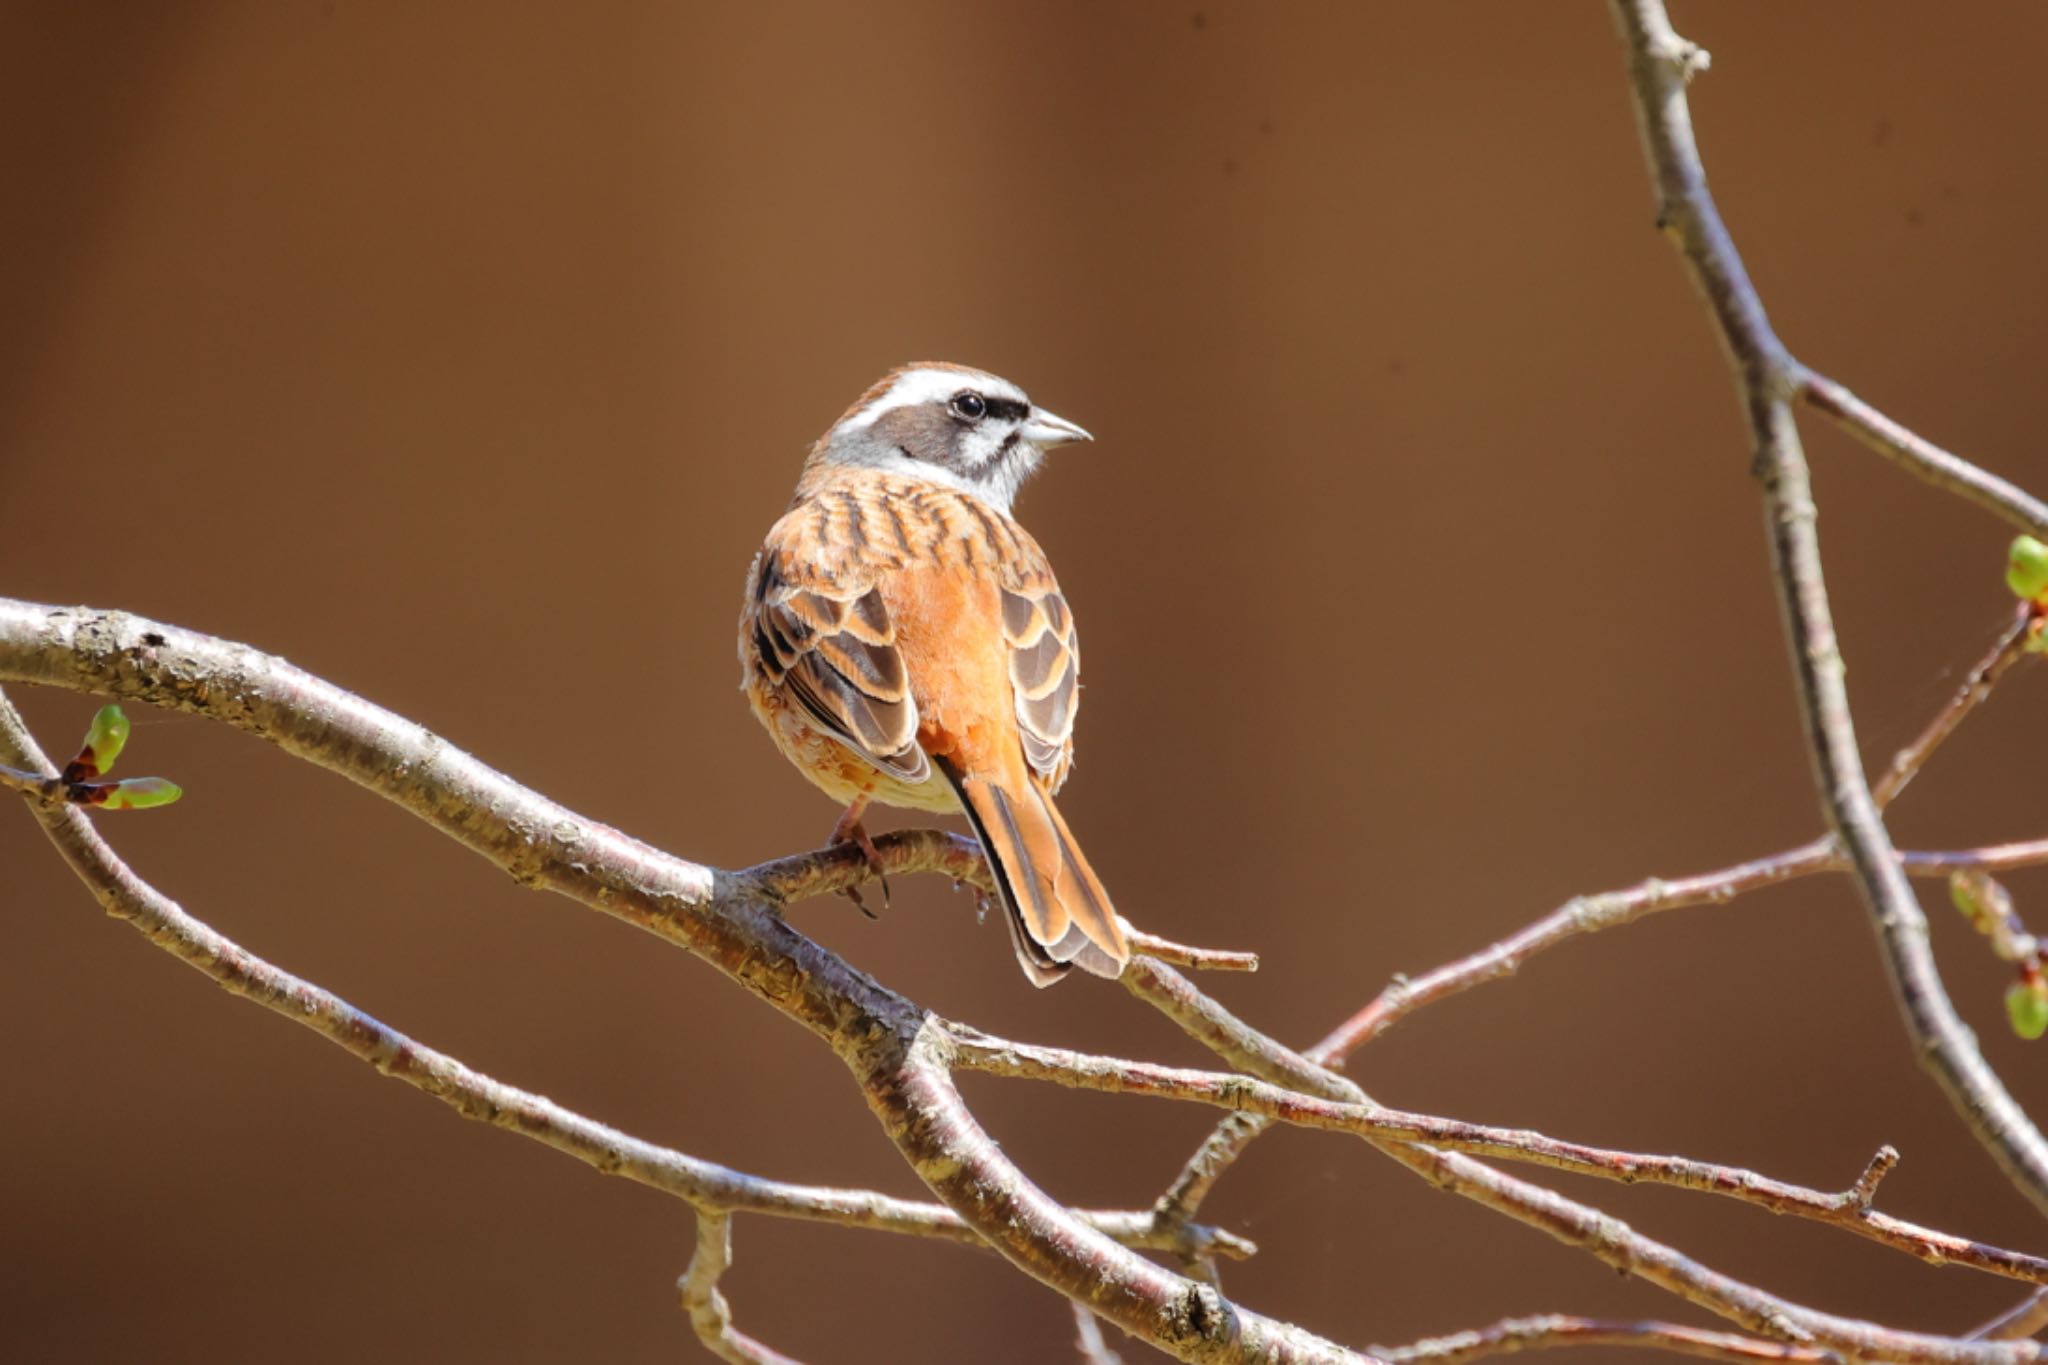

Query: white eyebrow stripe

[840,367,1029,431]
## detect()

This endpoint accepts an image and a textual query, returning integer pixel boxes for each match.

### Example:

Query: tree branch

[0,602,1348,1364]
[1872,611,2034,809]
[680,1212,800,1365]
[951,1031,2048,1285]
[1974,1290,2048,1345]
[1609,0,2048,1220]
[1800,375,2048,541]
[7,9,2042,1360]
[0,688,1250,1266]
[1074,1303,1129,1365]
[1099,939,2048,1360]
[1149,607,2036,1230]
[9,607,2046,1359]
[1373,1315,1828,1365]
[1147,814,2048,1237]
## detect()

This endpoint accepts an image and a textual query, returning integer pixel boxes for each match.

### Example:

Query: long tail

[937,756,1128,988]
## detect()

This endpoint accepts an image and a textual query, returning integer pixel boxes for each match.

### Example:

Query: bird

[738,363,1128,987]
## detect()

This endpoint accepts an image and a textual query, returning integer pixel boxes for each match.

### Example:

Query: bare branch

[951,1031,2048,1286]
[1369,1134,2037,1364]
[0,689,1249,1267]
[6,5,2042,1358]
[679,1213,802,1365]
[1846,1145,1902,1212]
[6,605,2043,1359]
[1905,841,2048,877]
[1318,609,2029,1065]
[1102,956,2048,1360]
[1123,927,1260,973]
[741,827,990,905]
[0,761,62,801]
[1608,0,2048,1218]
[1313,843,1835,1064]
[1074,1302,1128,1365]
[1373,1315,1828,1365]
[0,606,1347,1364]
[1154,1114,1267,1237]
[1122,959,1364,1101]
[1975,1291,2048,1344]
[1148,597,2035,1226]
[1146,818,2048,1235]
[1872,611,2034,809]
[1150,841,1848,1231]
[754,831,1259,973]
[861,1023,1370,1363]
[1801,375,2048,541]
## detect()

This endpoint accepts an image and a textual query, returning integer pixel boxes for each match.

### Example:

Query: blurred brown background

[5,2,2048,1360]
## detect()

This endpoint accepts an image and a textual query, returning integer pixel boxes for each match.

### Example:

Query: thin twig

[1800,374,2048,541]
[1124,926,1260,972]
[1314,563,2028,1071]
[1872,611,2034,809]
[1074,1302,1128,1365]
[1313,843,1835,1065]
[1611,0,2048,1216]
[679,1212,801,1365]
[1301,821,2048,1075]
[1904,841,2048,877]
[1974,1291,2048,1344]
[950,1031,2048,1286]
[1148,840,1839,1230]
[1123,959,1365,1101]
[0,761,61,799]
[1373,1315,1829,1365]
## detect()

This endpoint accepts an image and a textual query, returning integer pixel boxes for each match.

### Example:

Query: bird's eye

[950,392,987,421]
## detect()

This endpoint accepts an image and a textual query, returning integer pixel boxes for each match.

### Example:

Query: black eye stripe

[983,397,1028,423]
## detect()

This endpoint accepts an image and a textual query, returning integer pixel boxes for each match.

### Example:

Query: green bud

[2007,536,2048,601]
[98,777,182,811]
[2007,980,2048,1041]
[1951,872,1987,924]
[84,705,130,775]
[1951,870,2012,932]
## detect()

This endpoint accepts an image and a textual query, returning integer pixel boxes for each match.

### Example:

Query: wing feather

[1000,583,1081,789]
[751,554,928,784]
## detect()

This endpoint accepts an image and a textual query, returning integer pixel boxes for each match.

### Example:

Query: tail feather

[1038,793,1126,979]
[937,757,1129,988]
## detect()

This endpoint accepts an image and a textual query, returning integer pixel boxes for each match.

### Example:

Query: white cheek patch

[958,426,1006,469]
[841,366,1029,432]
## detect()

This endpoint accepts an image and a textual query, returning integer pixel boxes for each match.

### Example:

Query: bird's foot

[828,801,889,918]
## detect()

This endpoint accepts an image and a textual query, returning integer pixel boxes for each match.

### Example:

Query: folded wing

[749,554,928,783]
[1000,584,1080,790]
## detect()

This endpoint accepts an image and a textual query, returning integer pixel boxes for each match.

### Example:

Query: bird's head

[810,363,1091,512]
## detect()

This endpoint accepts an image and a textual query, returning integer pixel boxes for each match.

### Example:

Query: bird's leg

[828,792,889,917]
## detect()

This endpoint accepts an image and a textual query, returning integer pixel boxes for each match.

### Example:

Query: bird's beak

[1018,408,1093,448]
